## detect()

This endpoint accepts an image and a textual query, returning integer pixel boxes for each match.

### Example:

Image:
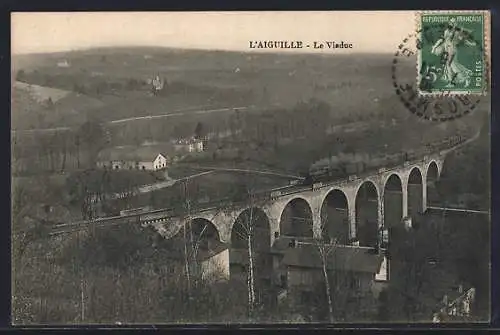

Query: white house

[57,60,70,68]
[151,74,164,92]
[173,137,205,153]
[152,153,168,170]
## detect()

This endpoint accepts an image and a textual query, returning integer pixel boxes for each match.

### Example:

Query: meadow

[12,48,403,131]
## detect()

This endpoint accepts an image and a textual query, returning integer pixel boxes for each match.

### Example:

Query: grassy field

[13,81,72,103]
[13,47,487,142]
[12,48,408,131]
[12,83,105,130]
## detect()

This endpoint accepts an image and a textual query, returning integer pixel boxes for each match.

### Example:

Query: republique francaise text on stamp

[417,11,488,96]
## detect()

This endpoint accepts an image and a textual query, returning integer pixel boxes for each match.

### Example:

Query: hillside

[11,47,490,179]
[437,110,490,209]
[13,81,71,103]
[11,82,105,130]
[12,48,404,131]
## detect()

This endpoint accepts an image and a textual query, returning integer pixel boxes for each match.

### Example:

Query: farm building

[97,148,170,171]
[173,137,205,153]
[270,238,387,310]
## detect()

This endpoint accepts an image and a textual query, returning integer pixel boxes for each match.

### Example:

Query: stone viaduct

[142,153,447,247]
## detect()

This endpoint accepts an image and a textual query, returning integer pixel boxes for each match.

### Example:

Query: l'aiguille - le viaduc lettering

[11,11,491,326]
[249,40,354,50]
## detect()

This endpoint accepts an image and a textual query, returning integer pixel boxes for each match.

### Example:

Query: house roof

[281,243,384,274]
[154,153,168,161]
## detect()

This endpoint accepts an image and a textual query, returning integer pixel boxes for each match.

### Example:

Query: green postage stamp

[417,11,488,95]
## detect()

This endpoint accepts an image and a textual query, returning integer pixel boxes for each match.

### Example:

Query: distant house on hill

[57,59,70,68]
[173,137,205,153]
[149,74,165,95]
[97,150,169,171]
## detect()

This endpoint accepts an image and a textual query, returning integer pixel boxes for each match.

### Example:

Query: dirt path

[12,105,253,133]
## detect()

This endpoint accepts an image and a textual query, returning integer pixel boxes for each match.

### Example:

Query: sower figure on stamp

[430,17,476,88]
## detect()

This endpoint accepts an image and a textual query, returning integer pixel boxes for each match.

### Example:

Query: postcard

[11,11,491,325]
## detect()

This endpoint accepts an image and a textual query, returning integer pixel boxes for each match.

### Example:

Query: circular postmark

[392,22,489,122]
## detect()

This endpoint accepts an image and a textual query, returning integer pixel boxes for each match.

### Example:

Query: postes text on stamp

[417,12,487,95]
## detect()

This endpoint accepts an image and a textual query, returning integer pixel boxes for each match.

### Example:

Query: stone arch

[426,161,440,206]
[230,207,271,252]
[320,188,350,245]
[354,178,381,200]
[355,180,379,247]
[190,209,235,244]
[184,217,222,251]
[382,172,404,191]
[426,159,442,178]
[427,161,440,180]
[279,197,314,237]
[407,166,424,216]
[383,173,404,229]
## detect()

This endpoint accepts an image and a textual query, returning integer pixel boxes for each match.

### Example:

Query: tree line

[12,120,108,176]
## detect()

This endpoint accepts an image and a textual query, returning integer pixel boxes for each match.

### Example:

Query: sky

[12,11,416,55]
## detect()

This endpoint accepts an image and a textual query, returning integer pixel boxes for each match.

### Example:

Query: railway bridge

[51,133,477,250]
[143,152,444,247]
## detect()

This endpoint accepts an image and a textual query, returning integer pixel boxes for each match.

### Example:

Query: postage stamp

[417,11,488,96]
[392,31,487,122]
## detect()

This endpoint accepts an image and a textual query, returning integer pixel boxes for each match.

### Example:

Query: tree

[314,237,337,322]
[381,222,467,322]
[173,179,227,299]
[126,78,140,91]
[75,120,107,169]
[73,84,86,94]
[11,180,49,261]
[59,132,68,172]
[45,97,54,109]
[226,174,274,320]
[231,197,258,317]
[67,169,105,220]
[194,121,205,140]
[302,210,342,322]
[179,179,195,295]
[16,69,26,81]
